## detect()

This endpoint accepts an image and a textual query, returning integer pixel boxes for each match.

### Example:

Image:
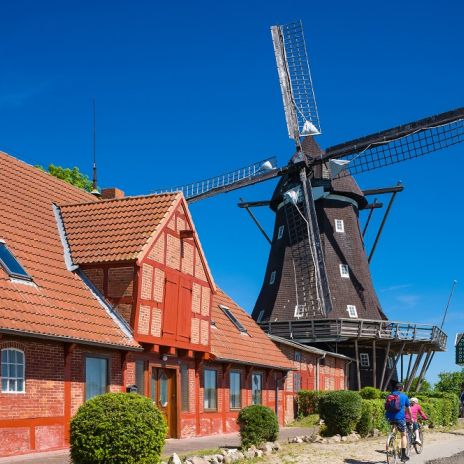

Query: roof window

[219,305,248,334]
[0,240,32,281]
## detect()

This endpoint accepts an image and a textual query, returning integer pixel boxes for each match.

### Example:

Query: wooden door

[150,367,177,438]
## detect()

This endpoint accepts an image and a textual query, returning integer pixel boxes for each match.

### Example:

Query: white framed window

[335,219,344,233]
[269,271,276,285]
[346,305,358,318]
[294,304,305,318]
[277,225,285,240]
[360,353,370,368]
[256,310,264,323]
[1,348,25,393]
[339,264,349,278]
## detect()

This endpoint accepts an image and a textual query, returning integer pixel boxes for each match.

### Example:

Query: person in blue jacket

[385,382,413,462]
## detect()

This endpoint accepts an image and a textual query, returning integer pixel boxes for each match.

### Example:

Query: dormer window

[347,305,358,318]
[0,240,32,281]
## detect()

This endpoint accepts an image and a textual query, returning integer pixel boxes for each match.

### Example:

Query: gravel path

[263,430,464,464]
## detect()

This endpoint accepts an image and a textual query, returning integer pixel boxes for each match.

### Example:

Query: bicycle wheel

[414,429,424,454]
[386,434,398,464]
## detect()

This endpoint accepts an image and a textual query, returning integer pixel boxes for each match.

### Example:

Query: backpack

[385,393,402,413]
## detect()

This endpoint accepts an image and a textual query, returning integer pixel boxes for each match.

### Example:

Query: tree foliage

[409,377,432,392]
[36,164,94,192]
[435,369,464,396]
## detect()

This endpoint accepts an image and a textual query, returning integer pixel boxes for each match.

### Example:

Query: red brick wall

[0,336,124,458]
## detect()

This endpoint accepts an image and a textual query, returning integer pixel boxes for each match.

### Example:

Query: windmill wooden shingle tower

[160,21,464,390]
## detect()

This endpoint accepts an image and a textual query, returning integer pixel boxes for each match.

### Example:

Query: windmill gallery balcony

[260,318,447,391]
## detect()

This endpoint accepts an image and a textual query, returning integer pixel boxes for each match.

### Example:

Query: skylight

[0,241,32,281]
[219,305,247,334]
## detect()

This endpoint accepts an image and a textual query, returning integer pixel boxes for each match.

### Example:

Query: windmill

[159,21,464,390]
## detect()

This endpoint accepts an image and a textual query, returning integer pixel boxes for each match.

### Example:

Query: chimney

[101,187,125,200]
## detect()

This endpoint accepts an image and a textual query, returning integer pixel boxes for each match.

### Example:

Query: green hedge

[356,399,389,437]
[297,389,460,436]
[319,391,362,436]
[296,390,328,416]
[237,405,279,448]
[70,393,167,464]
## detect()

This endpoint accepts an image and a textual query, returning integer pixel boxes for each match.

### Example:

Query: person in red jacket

[405,397,428,445]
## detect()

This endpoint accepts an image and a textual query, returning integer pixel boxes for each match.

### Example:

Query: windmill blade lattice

[323,108,464,177]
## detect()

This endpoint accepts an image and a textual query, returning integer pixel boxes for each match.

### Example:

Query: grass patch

[288,413,320,428]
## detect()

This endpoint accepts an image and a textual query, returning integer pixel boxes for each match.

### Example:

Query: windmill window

[277,225,285,240]
[335,219,344,233]
[219,305,247,334]
[294,305,305,318]
[256,310,264,323]
[347,305,358,318]
[0,241,32,281]
[340,264,350,278]
[269,271,276,285]
[360,353,370,368]
[1,348,25,393]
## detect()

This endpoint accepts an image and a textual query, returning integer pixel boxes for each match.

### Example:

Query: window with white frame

[1,348,25,393]
[346,305,358,318]
[269,271,276,285]
[360,353,370,368]
[339,264,349,278]
[335,219,344,233]
[277,225,285,240]
[294,304,304,318]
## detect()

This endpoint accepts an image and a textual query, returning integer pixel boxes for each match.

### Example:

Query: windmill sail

[271,21,321,139]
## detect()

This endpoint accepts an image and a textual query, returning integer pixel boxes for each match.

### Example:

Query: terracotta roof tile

[60,193,180,264]
[210,289,292,370]
[0,151,139,349]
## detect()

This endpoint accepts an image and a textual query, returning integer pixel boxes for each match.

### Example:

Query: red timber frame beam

[64,342,77,445]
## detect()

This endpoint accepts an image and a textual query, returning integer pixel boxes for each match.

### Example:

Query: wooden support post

[354,340,361,390]
[372,340,377,389]
[401,354,404,383]
[379,341,391,391]
[404,346,425,391]
[416,350,433,392]
[405,353,413,382]
[382,342,405,391]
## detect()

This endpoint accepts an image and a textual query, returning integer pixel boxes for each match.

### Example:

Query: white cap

[410,397,419,403]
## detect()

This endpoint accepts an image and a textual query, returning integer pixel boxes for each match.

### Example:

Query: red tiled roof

[210,289,292,370]
[0,151,139,349]
[60,193,180,264]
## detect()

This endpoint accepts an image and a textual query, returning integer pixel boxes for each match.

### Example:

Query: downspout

[344,360,353,390]
[315,354,326,391]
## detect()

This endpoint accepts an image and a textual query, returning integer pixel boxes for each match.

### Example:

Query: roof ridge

[0,150,97,201]
[59,191,181,208]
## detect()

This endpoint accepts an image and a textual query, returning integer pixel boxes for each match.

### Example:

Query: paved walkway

[0,426,315,464]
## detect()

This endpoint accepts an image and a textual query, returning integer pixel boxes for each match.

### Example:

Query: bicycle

[406,421,424,455]
[386,423,410,464]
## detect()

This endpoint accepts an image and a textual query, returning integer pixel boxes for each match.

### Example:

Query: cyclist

[385,382,412,462]
[405,397,427,445]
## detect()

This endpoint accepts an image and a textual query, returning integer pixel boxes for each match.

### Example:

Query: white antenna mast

[271,21,321,143]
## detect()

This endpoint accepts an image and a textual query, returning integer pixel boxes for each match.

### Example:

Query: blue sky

[1,0,463,384]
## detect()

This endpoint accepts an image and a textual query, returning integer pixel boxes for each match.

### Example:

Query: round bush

[319,391,362,436]
[70,393,167,464]
[359,386,381,400]
[237,405,279,448]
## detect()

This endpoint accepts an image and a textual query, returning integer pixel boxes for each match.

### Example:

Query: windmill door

[150,366,178,438]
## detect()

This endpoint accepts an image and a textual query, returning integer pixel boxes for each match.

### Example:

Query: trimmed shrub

[319,391,362,436]
[70,393,167,464]
[359,387,382,400]
[296,390,328,416]
[237,405,279,448]
[356,399,389,437]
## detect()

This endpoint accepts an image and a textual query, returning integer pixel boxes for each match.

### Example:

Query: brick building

[0,151,350,458]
